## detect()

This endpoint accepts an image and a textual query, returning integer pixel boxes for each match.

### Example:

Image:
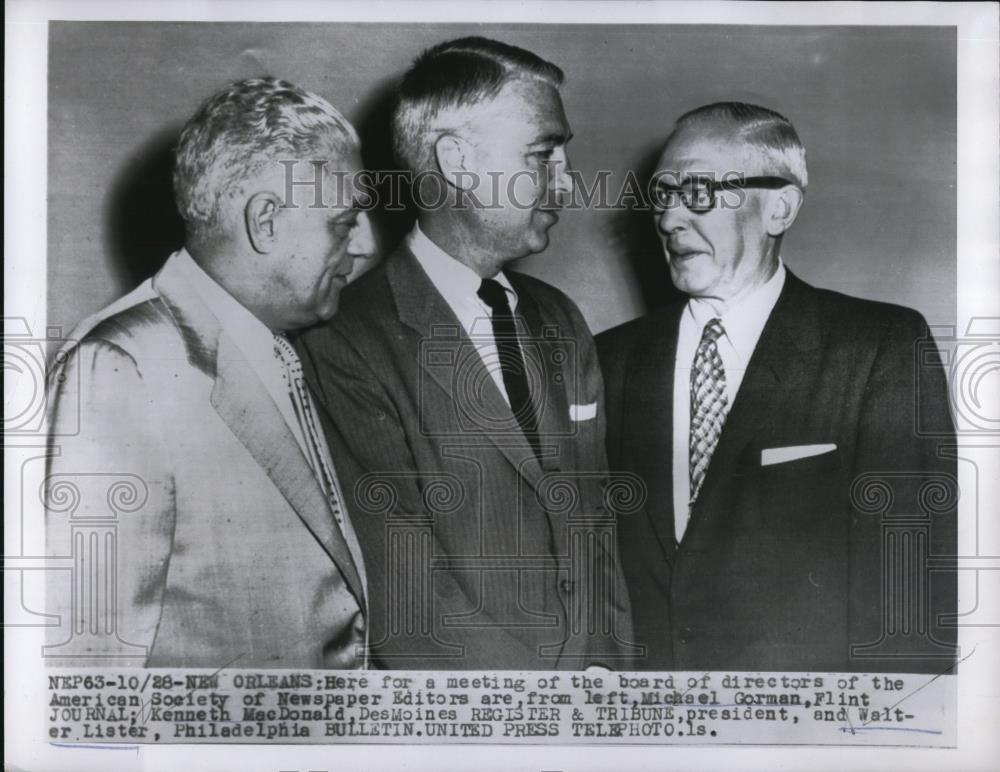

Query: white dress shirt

[174,250,368,597]
[408,224,519,405]
[672,261,787,541]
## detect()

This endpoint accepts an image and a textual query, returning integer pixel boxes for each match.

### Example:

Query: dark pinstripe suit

[298,245,635,669]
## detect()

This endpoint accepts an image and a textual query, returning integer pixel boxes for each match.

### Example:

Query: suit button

[678,626,692,644]
[559,579,574,594]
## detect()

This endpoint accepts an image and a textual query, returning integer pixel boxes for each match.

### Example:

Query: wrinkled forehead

[656,127,765,178]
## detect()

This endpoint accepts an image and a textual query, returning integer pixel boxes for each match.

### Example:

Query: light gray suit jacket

[45,251,366,668]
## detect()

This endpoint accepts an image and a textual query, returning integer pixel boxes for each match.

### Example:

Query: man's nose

[549,147,575,204]
[349,211,375,258]
[655,201,689,236]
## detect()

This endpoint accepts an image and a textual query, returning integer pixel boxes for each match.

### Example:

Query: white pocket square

[761,443,837,466]
[569,402,597,422]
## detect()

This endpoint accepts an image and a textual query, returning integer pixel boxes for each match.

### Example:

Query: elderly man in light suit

[598,102,957,673]
[45,77,375,667]
[297,37,635,670]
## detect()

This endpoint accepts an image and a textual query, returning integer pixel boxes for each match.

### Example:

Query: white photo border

[5,2,998,771]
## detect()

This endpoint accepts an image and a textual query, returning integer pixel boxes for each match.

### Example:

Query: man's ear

[434,133,476,191]
[244,191,282,254]
[765,185,805,237]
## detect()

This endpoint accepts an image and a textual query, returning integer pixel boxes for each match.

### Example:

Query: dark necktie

[477,277,540,458]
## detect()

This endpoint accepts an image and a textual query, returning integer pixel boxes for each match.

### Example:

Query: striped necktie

[272,334,349,533]
[689,318,729,505]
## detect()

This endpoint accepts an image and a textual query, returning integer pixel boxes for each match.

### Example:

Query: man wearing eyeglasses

[597,102,956,673]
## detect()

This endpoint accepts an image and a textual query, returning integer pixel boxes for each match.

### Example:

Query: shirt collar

[173,248,277,367]
[687,260,786,362]
[407,223,518,313]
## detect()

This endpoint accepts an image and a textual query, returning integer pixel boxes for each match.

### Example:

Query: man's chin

[313,294,343,323]
[518,242,548,263]
[524,224,553,255]
[669,260,716,296]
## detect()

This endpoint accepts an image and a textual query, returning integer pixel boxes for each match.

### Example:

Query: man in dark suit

[45,78,374,667]
[598,102,957,673]
[298,37,634,670]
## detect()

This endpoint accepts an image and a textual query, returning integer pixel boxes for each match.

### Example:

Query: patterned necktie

[273,334,348,530]
[689,318,729,505]
[477,277,541,459]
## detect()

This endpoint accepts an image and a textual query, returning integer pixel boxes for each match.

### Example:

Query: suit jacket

[597,270,957,673]
[296,244,635,670]
[45,251,367,668]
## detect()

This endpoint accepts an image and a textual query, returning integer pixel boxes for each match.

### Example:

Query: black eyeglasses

[652,175,797,213]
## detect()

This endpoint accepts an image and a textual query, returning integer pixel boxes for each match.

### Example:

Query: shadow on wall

[353,73,416,272]
[104,124,187,295]
[609,141,686,314]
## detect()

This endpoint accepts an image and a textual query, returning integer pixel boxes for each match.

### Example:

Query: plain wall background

[47,22,956,336]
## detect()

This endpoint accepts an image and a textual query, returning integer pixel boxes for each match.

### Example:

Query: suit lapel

[388,247,545,491]
[692,271,824,516]
[153,255,367,612]
[210,336,367,610]
[624,304,684,559]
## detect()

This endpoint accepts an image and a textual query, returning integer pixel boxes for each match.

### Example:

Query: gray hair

[673,102,808,188]
[173,77,359,242]
[392,37,564,173]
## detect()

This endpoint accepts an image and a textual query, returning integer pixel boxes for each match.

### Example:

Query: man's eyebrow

[654,176,695,186]
[529,131,573,146]
[653,171,716,185]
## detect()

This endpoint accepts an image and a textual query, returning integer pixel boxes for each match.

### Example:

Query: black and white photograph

[5,1,999,770]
